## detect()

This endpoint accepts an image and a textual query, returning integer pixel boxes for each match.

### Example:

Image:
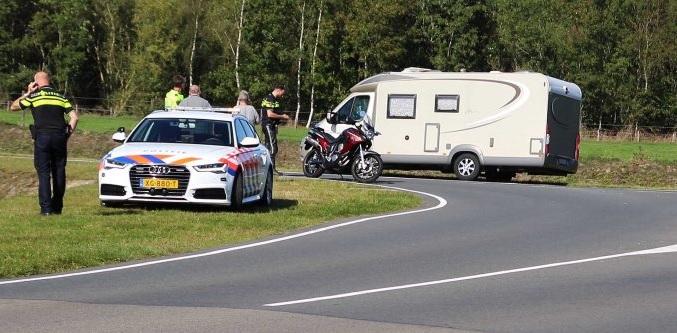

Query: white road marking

[0,183,446,286]
[264,244,677,307]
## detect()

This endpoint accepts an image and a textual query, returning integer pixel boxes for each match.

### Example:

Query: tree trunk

[597,114,602,141]
[235,0,246,91]
[635,123,640,142]
[294,1,306,127]
[189,5,199,87]
[306,0,323,128]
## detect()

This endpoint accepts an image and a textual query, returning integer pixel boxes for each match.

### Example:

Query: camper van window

[435,95,459,113]
[350,96,370,122]
[387,94,416,119]
[336,98,355,123]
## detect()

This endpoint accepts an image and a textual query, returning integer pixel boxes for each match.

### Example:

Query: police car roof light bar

[164,106,236,113]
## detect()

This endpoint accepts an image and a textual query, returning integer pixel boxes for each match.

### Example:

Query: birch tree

[306,0,323,128]
[294,1,306,127]
[91,0,136,115]
[188,0,202,87]
[207,0,245,92]
[234,0,245,90]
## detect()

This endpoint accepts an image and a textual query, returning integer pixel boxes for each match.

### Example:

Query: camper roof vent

[401,67,439,73]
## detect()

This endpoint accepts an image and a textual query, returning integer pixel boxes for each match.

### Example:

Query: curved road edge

[0,178,447,286]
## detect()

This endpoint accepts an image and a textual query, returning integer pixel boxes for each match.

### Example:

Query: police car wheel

[231,172,244,210]
[257,169,273,207]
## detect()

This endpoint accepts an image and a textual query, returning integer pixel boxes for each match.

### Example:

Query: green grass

[0,122,118,159]
[276,125,309,143]
[0,110,140,135]
[1,110,308,142]
[0,159,420,278]
[0,158,97,198]
[580,140,677,162]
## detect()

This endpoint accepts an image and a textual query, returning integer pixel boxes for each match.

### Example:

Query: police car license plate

[142,179,179,189]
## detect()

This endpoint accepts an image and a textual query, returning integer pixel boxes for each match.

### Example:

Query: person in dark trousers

[10,71,79,216]
[261,85,288,175]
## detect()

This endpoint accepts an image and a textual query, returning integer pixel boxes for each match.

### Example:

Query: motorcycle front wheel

[303,148,325,178]
[351,154,383,183]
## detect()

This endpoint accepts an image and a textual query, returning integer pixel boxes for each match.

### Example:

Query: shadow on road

[96,199,299,215]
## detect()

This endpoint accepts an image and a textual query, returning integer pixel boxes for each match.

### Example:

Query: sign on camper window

[435,95,459,113]
[387,94,416,119]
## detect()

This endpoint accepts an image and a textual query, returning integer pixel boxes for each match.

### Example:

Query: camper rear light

[544,126,550,156]
[575,133,581,160]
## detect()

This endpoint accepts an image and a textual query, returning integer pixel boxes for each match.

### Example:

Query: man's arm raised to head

[10,82,39,111]
[9,98,23,111]
[10,93,31,111]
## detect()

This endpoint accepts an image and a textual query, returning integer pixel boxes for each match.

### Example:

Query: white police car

[98,108,273,208]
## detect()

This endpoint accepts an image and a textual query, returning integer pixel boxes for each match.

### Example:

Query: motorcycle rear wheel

[351,154,383,183]
[303,148,325,178]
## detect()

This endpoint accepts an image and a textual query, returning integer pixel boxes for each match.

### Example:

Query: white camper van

[306,68,582,181]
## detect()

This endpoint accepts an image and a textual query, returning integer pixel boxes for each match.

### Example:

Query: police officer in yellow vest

[165,75,186,108]
[10,71,79,216]
[261,85,288,174]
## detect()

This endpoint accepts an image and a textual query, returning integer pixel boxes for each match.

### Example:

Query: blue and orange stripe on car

[107,154,206,166]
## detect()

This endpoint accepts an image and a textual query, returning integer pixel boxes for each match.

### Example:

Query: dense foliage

[0,0,674,128]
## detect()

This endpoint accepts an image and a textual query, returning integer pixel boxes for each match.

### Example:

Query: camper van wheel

[453,153,481,181]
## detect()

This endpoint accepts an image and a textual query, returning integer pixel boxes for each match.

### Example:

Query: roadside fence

[581,123,676,143]
[4,96,319,128]
[6,96,674,141]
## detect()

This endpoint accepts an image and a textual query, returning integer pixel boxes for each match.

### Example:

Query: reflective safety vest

[165,89,184,108]
[19,86,73,132]
[261,93,282,126]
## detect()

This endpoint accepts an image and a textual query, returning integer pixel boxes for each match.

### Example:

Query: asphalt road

[1,176,676,333]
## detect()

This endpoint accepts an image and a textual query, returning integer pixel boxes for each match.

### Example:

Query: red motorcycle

[302,120,383,183]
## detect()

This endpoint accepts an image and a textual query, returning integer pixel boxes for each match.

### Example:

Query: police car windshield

[128,118,233,146]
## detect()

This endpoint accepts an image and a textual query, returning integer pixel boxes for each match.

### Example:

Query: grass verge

[519,155,677,189]
[0,110,141,135]
[0,157,97,199]
[0,159,420,278]
[1,110,307,143]
[381,155,677,189]
[580,141,676,163]
[0,122,118,159]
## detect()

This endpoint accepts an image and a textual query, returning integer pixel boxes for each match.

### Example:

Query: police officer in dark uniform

[260,85,288,174]
[10,71,79,215]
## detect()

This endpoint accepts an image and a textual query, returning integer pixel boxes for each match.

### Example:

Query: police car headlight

[193,163,226,173]
[104,158,127,169]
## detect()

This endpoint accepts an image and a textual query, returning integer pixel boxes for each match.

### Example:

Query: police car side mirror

[112,132,126,143]
[240,137,260,148]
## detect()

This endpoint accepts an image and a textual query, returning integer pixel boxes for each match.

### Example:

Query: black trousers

[263,123,278,168]
[34,132,68,213]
